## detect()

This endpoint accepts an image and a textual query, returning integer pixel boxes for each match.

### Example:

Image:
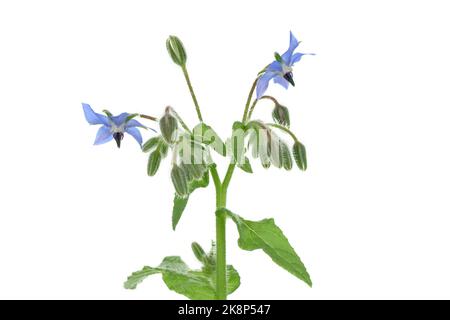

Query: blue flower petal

[126,119,146,128]
[256,72,276,99]
[82,103,109,126]
[94,125,113,145]
[273,75,289,89]
[266,61,282,73]
[290,52,314,65]
[110,113,129,126]
[125,127,143,145]
[281,31,300,64]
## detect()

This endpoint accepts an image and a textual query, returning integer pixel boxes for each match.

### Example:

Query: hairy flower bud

[171,164,189,197]
[272,104,290,128]
[293,141,307,171]
[166,35,187,66]
[147,150,161,176]
[159,107,178,144]
[191,242,207,264]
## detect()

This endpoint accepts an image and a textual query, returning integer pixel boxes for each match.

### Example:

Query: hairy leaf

[172,170,209,230]
[224,209,312,287]
[238,156,253,173]
[124,256,240,299]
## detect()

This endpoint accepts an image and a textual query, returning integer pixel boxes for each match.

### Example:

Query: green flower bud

[269,136,283,169]
[171,164,189,197]
[293,141,307,171]
[191,242,207,264]
[159,108,178,144]
[280,141,293,170]
[272,104,290,127]
[166,35,187,66]
[158,140,169,158]
[147,150,161,176]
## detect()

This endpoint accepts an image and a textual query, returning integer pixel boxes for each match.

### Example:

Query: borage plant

[82,32,314,300]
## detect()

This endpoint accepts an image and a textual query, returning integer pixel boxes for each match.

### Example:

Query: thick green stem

[210,166,222,205]
[215,207,227,300]
[213,75,259,299]
[181,65,204,122]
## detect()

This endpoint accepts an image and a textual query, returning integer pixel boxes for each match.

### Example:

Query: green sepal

[102,109,113,117]
[125,113,140,123]
[274,52,282,63]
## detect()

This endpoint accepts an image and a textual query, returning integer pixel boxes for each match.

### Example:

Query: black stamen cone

[113,132,124,148]
[283,72,295,86]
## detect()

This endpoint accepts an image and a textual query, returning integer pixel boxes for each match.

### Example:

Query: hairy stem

[181,65,204,122]
[242,77,259,123]
[247,95,279,120]
[139,114,158,121]
[247,99,258,120]
[180,61,227,299]
[267,123,299,142]
[170,108,192,133]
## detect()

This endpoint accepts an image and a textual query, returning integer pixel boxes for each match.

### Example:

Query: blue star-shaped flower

[256,31,314,99]
[82,103,148,148]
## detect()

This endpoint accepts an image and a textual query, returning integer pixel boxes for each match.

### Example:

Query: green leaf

[172,170,209,230]
[223,208,312,287]
[238,156,253,173]
[124,256,240,300]
[172,196,189,231]
[143,136,161,152]
[192,123,226,156]
[293,141,307,171]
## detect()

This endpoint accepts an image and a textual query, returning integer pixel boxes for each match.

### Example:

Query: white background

[1,0,449,299]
